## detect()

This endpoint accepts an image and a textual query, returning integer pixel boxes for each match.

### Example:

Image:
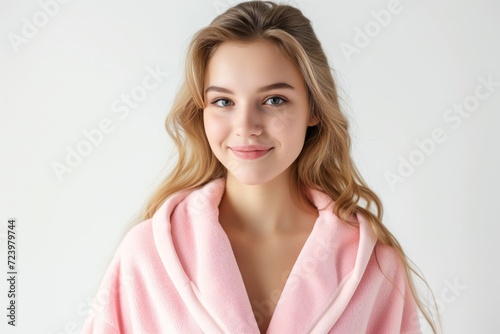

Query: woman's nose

[234,103,263,137]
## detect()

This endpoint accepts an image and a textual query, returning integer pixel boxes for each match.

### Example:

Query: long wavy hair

[126,1,439,332]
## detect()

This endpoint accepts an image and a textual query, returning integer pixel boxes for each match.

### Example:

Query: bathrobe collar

[152,177,377,333]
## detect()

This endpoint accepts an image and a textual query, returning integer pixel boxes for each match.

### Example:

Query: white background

[1,0,499,333]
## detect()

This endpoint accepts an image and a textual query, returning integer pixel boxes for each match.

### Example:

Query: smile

[229,148,273,160]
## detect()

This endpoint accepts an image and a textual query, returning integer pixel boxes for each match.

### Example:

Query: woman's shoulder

[122,218,154,244]
[111,219,157,264]
[366,241,413,296]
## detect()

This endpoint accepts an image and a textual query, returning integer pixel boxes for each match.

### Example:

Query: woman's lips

[229,147,273,160]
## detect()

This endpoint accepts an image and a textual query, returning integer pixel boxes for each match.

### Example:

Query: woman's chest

[226,232,311,332]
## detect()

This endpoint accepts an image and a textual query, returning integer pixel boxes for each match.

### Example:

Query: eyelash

[210,96,288,109]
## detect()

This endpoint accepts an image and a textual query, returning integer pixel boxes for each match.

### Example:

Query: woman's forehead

[204,40,304,93]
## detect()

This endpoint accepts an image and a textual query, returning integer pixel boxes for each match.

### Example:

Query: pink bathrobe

[82,177,422,333]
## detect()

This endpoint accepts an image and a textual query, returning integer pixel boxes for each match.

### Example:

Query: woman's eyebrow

[204,82,295,95]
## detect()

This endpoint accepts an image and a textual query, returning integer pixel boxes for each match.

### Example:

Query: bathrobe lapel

[152,177,377,333]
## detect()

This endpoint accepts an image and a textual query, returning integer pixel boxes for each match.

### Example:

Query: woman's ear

[307,114,319,127]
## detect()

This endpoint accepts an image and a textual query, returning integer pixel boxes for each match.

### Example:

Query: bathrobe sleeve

[81,219,205,334]
[380,248,423,334]
[332,243,423,334]
[81,220,163,334]
[380,244,423,334]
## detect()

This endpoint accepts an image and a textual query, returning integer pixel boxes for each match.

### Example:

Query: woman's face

[203,39,317,185]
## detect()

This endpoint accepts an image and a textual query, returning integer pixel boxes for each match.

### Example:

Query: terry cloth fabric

[82,177,422,333]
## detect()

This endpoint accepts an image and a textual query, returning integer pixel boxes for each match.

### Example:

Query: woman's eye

[265,96,286,106]
[210,96,287,108]
[212,99,232,108]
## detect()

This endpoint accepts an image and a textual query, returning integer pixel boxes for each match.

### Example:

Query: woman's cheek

[204,112,220,135]
[269,109,299,133]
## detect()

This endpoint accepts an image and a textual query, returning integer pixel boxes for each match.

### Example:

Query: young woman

[83,1,438,333]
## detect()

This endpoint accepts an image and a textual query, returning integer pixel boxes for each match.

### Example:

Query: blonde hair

[130,1,440,331]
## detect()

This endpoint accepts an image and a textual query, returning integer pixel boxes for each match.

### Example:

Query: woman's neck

[218,171,317,239]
